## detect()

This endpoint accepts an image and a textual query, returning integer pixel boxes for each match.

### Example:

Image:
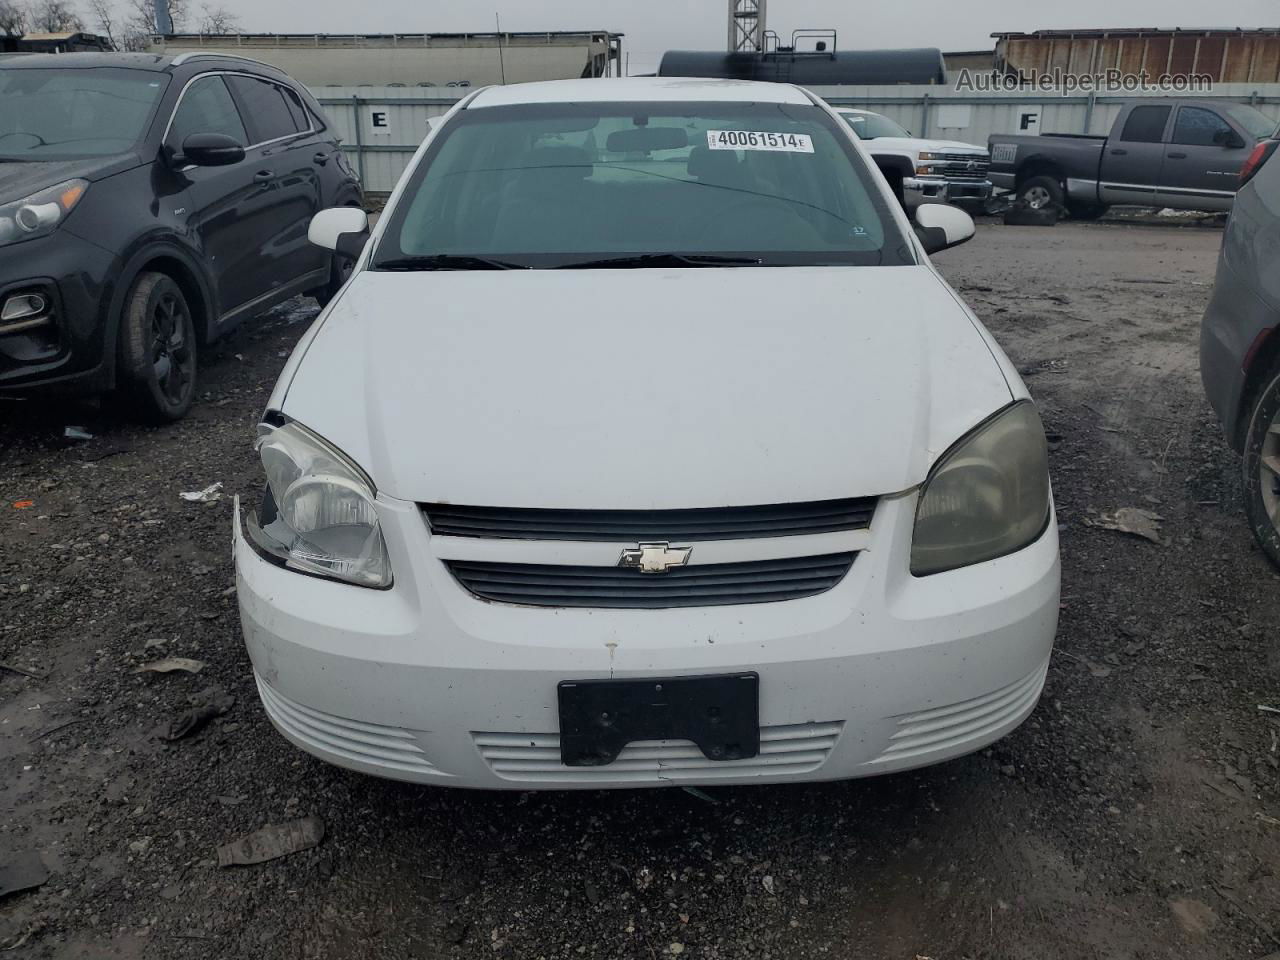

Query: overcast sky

[209,0,1280,74]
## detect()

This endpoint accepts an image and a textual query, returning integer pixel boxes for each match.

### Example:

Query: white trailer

[148,31,623,88]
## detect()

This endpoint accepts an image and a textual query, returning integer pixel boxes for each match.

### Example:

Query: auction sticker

[707,130,814,153]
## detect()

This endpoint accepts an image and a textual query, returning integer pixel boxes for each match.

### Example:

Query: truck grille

[423,498,876,541]
[444,552,856,608]
[935,153,991,181]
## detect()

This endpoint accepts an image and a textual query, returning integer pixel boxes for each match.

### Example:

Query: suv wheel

[1019,175,1064,211]
[1242,368,1280,566]
[118,272,197,422]
[312,251,355,308]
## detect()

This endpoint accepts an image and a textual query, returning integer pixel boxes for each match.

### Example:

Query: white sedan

[234,77,1059,789]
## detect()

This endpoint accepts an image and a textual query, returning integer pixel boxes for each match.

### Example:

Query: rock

[1169,898,1217,936]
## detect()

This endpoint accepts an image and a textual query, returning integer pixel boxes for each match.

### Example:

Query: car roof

[0,52,171,71]
[0,51,287,77]
[467,77,814,109]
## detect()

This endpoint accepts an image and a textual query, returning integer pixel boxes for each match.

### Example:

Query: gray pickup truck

[988,98,1277,218]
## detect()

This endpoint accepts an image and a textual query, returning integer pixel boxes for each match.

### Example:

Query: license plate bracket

[558,673,759,767]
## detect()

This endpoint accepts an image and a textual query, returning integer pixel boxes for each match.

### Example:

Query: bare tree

[0,0,29,35]
[86,0,115,44]
[105,0,186,50]
[197,3,238,34]
[124,0,186,34]
[26,0,84,31]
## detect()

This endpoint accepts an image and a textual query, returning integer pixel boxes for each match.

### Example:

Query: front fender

[91,233,219,378]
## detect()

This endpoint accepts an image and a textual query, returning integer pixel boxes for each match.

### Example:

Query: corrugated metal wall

[997,33,1280,84]
[314,83,1280,194]
[314,88,458,192]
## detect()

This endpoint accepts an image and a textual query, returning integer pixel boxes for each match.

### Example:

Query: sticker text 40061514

[706,130,815,153]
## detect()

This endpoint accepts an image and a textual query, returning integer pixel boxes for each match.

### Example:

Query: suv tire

[1242,366,1280,567]
[1018,175,1064,211]
[312,251,355,308]
[118,272,197,422]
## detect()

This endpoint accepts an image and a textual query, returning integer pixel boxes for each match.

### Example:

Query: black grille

[445,553,857,609]
[423,499,876,542]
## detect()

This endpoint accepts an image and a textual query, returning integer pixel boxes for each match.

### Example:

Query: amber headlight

[248,421,391,588]
[910,401,1051,576]
[0,180,88,248]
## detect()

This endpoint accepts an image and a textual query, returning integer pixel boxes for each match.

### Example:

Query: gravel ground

[3,220,1280,960]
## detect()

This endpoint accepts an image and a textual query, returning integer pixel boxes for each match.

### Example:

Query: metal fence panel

[313,87,462,192]
[310,83,1280,195]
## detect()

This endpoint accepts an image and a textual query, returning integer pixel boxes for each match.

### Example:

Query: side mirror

[1214,128,1246,149]
[179,132,245,167]
[308,207,369,258]
[914,203,975,255]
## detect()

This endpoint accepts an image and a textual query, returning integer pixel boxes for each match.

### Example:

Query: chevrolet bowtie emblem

[618,542,693,574]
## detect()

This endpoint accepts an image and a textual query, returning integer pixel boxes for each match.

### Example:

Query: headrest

[686,145,742,184]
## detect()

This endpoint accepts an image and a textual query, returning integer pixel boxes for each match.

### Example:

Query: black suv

[0,52,362,420]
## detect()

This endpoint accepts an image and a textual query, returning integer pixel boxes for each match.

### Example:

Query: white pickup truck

[836,108,993,210]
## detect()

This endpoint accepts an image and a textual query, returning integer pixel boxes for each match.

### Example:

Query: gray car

[1201,137,1280,562]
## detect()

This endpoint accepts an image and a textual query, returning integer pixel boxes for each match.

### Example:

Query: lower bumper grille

[256,675,435,775]
[869,662,1048,764]
[445,552,856,608]
[474,721,843,783]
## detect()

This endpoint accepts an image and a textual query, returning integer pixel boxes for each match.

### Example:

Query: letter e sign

[369,109,391,137]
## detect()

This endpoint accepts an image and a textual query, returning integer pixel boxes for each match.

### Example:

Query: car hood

[280,266,1013,508]
[0,156,140,204]
[866,137,988,156]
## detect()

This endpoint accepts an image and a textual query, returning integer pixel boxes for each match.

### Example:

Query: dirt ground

[3,220,1280,960]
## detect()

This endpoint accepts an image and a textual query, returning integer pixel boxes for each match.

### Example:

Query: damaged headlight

[910,401,1051,576]
[248,421,392,588]
[0,180,88,248]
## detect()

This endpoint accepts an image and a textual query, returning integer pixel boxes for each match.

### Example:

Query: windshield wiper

[560,253,764,269]
[375,254,528,271]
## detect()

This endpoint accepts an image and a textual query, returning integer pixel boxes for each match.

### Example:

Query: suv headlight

[247,421,392,588]
[0,180,88,248]
[911,401,1051,576]
[916,152,943,161]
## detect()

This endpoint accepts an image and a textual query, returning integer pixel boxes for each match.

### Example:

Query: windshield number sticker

[707,130,814,153]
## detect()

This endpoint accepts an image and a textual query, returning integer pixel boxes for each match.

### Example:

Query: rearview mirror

[914,203,975,255]
[606,127,688,153]
[180,132,245,167]
[308,207,369,258]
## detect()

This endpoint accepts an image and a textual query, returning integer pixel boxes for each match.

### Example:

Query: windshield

[1227,104,1278,141]
[0,67,169,160]
[840,111,911,140]
[375,101,913,269]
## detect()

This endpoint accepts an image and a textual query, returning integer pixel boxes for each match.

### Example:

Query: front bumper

[0,230,119,396]
[904,177,994,206]
[234,492,1060,790]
